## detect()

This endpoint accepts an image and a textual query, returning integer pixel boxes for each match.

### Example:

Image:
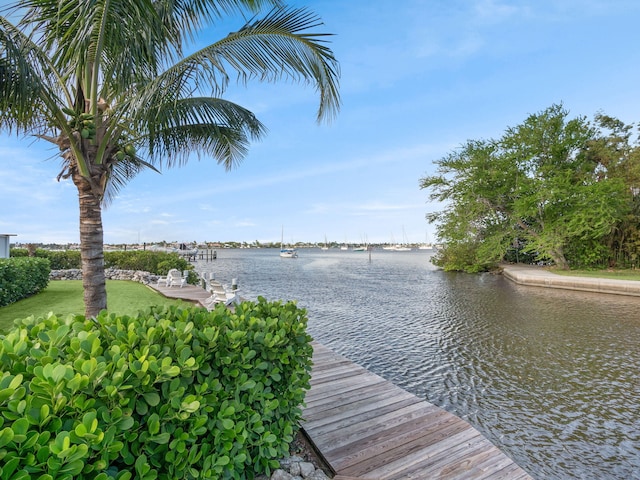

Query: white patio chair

[167,269,186,288]
[202,281,238,309]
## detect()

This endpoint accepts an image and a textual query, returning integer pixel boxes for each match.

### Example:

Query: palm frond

[215,6,341,122]
[163,0,283,45]
[102,156,160,206]
[141,97,266,170]
[134,6,340,124]
[0,15,60,131]
[157,124,253,170]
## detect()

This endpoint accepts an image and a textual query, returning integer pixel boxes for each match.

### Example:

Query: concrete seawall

[501,264,640,297]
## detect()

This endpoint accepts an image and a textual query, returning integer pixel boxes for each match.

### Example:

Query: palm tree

[0,0,340,317]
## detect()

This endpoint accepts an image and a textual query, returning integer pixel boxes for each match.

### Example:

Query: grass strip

[0,280,188,332]
[550,268,640,281]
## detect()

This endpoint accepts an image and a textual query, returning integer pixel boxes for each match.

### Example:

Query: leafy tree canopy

[421,104,640,272]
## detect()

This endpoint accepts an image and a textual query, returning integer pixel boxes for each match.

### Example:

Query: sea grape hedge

[0,300,313,479]
[0,258,50,307]
[103,251,193,277]
[11,249,193,276]
[10,249,81,270]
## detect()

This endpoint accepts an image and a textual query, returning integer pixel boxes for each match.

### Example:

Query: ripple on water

[196,250,640,480]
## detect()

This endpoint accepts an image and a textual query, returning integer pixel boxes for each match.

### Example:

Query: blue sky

[2,0,640,246]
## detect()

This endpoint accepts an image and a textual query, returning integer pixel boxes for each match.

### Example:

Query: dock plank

[312,402,441,447]
[343,426,483,478]
[306,379,395,404]
[302,342,532,480]
[303,389,418,426]
[329,411,469,472]
[304,381,401,412]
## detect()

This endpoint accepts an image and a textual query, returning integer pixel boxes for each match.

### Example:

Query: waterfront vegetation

[0,299,313,478]
[10,248,194,275]
[422,105,640,273]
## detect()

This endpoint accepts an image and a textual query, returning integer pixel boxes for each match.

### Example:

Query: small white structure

[157,269,186,288]
[0,234,16,258]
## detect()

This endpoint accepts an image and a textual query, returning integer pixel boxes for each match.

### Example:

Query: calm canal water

[196,248,640,480]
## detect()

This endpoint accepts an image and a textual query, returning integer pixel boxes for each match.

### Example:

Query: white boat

[280,248,298,258]
[383,233,398,250]
[383,243,412,251]
[280,226,298,258]
[419,232,433,250]
[150,243,199,257]
[320,235,329,251]
[383,232,411,251]
[352,245,366,251]
[149,245,177,253]
[391,227,412,251]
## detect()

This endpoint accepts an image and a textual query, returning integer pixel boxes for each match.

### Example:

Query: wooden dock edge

[302,342,533,480]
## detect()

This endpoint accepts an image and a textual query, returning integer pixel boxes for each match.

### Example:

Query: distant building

[0,234,16,258]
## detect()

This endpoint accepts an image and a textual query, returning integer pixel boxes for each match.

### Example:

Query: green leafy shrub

[0,257,50,307]
[11,250,197,283]
[42,250,82,269]
[9,249,80,269]
[105,251,195,281]
[185,270,199,285]
[0,300,313,479]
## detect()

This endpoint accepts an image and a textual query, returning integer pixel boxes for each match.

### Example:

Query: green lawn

[550,268,640,281]
[0,280,190,332]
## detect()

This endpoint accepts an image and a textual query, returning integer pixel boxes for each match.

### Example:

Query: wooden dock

[303,343,533,480]
[149,282,213,306]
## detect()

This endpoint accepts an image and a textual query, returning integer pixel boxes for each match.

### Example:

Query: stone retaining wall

[49,269,162,284]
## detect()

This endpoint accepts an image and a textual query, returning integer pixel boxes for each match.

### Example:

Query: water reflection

[196,249,640,479]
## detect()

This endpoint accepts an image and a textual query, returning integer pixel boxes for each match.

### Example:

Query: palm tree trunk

[74,173,107,317]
